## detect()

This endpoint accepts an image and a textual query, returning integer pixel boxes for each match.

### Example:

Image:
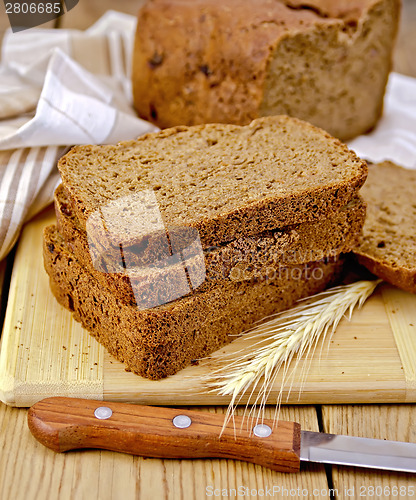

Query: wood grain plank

[0,209,104,407]
[59,0,145,30]
[321,405,416,499]
[0,404,330,500]
[381,285,416,401]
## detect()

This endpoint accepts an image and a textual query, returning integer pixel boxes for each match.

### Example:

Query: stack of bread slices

[43,116,367,379]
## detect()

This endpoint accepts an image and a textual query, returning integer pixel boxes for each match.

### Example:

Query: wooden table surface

[0,1,416,499]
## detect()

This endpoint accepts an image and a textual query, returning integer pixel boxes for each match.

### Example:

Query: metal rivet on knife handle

[253,424,272,438]
[94,406,113,420]
[172,415,192,428]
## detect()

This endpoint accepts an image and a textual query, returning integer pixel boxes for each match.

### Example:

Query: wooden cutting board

[1,208,416,407]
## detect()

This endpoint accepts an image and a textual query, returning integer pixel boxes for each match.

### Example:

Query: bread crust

[356,254,416,294]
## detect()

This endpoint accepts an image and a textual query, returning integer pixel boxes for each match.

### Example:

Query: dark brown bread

[55,183,365,307]
[44,225,344,379]
[354,162,416,294]
[58,116,367,252]
[132,0,400,141]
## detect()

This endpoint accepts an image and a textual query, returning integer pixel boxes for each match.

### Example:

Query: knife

[28,397,416,474]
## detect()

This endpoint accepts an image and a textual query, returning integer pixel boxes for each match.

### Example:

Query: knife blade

[28,397,416,474]
[300,431,416,473]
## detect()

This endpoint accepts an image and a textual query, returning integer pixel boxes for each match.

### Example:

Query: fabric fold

[0,12,157,261]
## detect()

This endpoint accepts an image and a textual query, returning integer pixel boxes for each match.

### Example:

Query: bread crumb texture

[58,116,367,249]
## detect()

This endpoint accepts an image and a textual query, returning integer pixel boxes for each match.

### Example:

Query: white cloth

[348,73,416,170]
[0,11,158,260]
[0,10,415,260]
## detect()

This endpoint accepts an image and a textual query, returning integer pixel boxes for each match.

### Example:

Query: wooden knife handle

[28,397,301,473]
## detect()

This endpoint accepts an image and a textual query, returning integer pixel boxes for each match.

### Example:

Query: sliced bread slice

[354,161,416,293]
[58,116,367,249]
[54,183,365,307]
[44,225,344,379]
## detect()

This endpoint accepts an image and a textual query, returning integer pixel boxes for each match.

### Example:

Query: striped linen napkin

[0,11,157,261]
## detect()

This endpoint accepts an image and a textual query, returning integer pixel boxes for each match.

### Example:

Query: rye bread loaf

[354,162,416,294]
[55,183,365,307]
[132,0,400,141]
[44,224,344,379]
[58,116,367,252]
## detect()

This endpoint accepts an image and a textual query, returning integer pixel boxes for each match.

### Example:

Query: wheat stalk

[202,279,382,433]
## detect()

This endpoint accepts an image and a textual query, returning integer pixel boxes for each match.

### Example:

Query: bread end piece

[354,161,416,294]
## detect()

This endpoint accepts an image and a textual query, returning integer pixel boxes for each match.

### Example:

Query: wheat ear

[202,279,382,433]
